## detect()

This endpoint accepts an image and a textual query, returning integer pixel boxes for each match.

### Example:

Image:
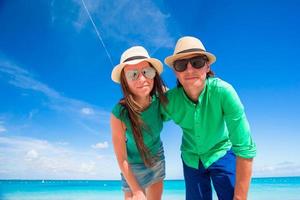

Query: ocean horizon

[1,176,300,200]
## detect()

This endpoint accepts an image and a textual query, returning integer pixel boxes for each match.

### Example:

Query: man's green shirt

[161,77,256,169]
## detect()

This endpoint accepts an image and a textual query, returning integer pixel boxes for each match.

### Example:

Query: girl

[110,46,167,200]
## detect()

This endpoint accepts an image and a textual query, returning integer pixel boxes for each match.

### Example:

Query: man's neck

[183,81,206,103]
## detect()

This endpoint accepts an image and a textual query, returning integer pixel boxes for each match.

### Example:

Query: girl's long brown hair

[119,63,168,167]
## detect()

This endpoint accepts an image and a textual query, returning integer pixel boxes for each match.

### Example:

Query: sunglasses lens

[174,60,188,72]
[142,67,156,79]
[125,70,139,81]
[125,67,156,81]
[174,56,207,72]
[190,57,206,68]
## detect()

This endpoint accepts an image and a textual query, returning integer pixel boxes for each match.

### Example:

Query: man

[161,36,256,200]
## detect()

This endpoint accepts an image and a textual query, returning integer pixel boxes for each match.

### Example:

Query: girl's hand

[132,190,147,200]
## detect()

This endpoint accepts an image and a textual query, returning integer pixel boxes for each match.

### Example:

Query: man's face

[174,54,210,89]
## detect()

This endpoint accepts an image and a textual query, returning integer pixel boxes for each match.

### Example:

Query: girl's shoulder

[111,102,127,120]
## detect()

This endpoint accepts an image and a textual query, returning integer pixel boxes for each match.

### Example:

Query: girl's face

[123,61,155,99]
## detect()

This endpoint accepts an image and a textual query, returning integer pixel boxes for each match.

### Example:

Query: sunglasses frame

[125,66,156,81]
[173,56,208,72]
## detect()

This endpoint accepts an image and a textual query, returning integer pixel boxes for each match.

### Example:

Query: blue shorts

[121,146,165,192]
[183,149,236,200]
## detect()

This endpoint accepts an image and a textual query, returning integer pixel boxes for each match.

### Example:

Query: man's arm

[234,156,253,200]
[221,82,256,199]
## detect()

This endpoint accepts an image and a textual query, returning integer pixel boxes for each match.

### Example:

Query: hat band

[123,56,148,63]
[176,48,205,54]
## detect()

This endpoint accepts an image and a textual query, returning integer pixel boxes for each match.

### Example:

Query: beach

[1,177,300,200]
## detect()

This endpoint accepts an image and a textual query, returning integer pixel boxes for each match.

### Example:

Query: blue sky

[0,0,299,180]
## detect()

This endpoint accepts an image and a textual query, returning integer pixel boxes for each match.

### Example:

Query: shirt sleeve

[159,91,173,122]
[111,103,125,121]
[221,83,256,159]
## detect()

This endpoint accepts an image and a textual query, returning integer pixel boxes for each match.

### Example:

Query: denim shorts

[121,146,165,192]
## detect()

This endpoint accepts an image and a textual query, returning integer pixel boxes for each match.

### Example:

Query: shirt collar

[180,78,208,106]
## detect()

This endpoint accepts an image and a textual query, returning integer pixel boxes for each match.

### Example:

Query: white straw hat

[165,36,216,67]
[111,46,163,83]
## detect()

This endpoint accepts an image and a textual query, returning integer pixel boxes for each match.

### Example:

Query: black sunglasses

[173,56,208,72]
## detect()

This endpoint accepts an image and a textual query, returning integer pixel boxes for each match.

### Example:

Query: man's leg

[183,159,212,200]
[209,150,236,200]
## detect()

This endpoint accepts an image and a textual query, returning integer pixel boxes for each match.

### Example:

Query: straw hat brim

[111,58,163,83]
[164,51,216,68]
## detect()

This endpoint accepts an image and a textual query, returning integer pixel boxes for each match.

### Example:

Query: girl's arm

[110,114,146,199]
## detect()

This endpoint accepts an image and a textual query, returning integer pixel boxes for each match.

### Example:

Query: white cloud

[56,141,69,146]
[0,58,110,125]
[0,135,119,179]
[76,120,102,136]
[53,0,175,50]
[25,149,39,161]
[92,141,109,149]
[254,161,300,177]
[79,161,96,173]
[0,60,60,98]
[0,125,6,133]
[28,109,39,120]
[81,107,94,115]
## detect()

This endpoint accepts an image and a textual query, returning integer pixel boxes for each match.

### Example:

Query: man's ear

[206,64,211,73]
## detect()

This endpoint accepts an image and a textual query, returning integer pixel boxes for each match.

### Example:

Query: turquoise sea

[0,177,300,200]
